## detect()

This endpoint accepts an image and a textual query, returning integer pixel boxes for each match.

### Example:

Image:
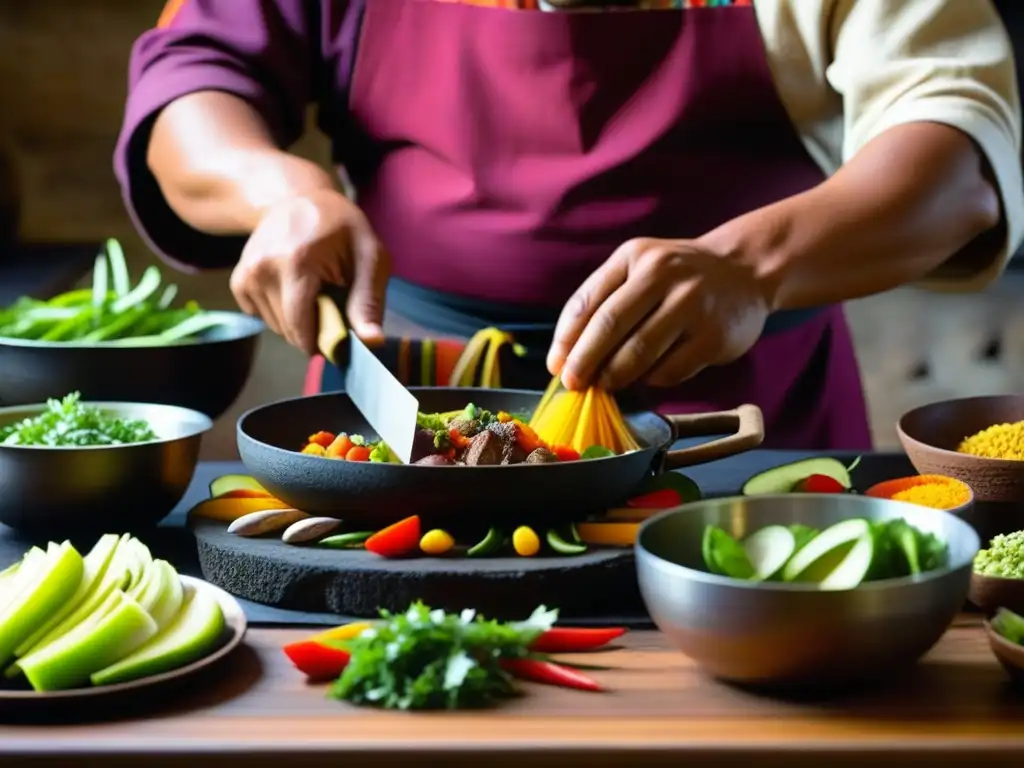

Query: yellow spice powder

[890,481,970,510]
[957,420,1024,460]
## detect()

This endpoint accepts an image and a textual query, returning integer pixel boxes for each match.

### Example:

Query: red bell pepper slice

[795,474,846,493]
[529,627,626,654]
[551,445,581,462]
[282,640,351,680]
[365,515,422,558]
[626,488,682,509]
[500,658,602,692]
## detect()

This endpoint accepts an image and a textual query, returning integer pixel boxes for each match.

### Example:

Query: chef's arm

[699,0,1024,310]
[114,0,325,271]
[147,92,336,235]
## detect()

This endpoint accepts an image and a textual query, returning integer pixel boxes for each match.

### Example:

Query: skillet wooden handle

[660,404,764,470]
[316,294,349,366]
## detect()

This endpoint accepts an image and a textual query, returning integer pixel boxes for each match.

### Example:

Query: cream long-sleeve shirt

[754,0,1023,290]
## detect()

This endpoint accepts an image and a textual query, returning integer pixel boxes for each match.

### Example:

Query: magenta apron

[319,0,872,451]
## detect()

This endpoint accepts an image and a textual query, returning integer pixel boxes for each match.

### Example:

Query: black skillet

[236,387,764,530]
[236,292,764,529]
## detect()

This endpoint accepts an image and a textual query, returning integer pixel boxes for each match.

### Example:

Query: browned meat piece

[415,454,456,466]
[501,442,527,465]
[448,418,482,438]
[411,428,440,463]
[524,447,559,464]
[463,430,502,466]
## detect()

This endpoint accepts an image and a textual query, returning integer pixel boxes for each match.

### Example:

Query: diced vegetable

[512,526,541,557]
[419,529,455,556]
[365,516,421,558]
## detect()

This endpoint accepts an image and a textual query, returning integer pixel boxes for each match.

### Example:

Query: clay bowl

[897,396,1024,503]
[864,475,974,519]
[984,620,1024,686]
[970,573,1024,616]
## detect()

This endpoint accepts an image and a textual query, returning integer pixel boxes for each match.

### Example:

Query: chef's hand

[546,238,769,391]
[229,189,390,355]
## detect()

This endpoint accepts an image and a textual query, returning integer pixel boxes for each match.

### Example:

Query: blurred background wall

[2,0,1023,459]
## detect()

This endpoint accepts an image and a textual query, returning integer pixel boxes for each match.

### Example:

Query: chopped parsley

[0,391,158,447]
[327,601,557,710]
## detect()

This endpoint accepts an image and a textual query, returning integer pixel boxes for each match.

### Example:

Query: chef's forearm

[147,91,337,234]
[699,122,1003,311]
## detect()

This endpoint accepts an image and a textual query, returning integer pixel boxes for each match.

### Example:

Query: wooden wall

[3,0,1023,459]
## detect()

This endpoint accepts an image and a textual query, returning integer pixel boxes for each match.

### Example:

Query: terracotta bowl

[863,475,974,519]
[897,396,1024,504]
[984,620,1024,686]
[970,572,1024,616]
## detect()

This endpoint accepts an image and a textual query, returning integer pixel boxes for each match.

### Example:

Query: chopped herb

[327,602,557,710]
[0,391,158,447]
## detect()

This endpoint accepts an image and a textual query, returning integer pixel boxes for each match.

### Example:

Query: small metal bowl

[0,401,212,534]
[635,494,979,690]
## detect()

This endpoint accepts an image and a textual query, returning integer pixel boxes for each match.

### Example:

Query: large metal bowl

[0,401,212,534]
[635,494,979,690]
[0,312,263,420]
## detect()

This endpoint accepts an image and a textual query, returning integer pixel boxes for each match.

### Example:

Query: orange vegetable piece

[552,445,580,462]
[326,434,354,459]
[448,429,470,449]
[496,411,513,423]
[309,621,374,644]
[188,497,291,524]
[307,431,336,448]
[302,443,327,456]
[346,445,372,462]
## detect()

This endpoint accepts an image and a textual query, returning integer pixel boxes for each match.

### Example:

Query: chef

[116,0,1024,449]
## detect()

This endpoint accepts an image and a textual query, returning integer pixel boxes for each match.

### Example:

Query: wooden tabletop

[2,615,1024,767]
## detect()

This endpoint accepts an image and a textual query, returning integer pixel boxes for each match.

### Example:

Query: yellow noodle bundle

[529,376,640,454]
[448,328,526,388]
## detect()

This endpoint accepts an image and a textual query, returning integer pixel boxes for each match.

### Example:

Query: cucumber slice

[742,525,796,581]
[782,518,870,583]
[742,458,852,495]
[210,474,268,498]
[702,526,755,579]
[817,531,874,590]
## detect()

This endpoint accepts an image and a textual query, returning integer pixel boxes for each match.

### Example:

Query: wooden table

[2,615,1023,767]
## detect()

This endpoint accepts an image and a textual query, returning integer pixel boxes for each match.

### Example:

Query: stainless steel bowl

[0,402,212,533]
[635,494,979,689]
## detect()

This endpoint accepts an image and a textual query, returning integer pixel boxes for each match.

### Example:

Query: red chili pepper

[795,474,846,493]
[500,658,602,692]
[282,640,351,680]
[626,488,682,509]
[529,627,626,654]
[365,515,422,558]
[551,445,581,462]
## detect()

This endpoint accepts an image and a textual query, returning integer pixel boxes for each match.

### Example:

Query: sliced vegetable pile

[974,530,1024,579]
[701,517,949,589]
[297,403,621,466]
[282,602,624,709]
[0,391,157,447]
[0,238,236,345]
[742,456,860,495]
[0,534,224,692]
[191,472,703,557]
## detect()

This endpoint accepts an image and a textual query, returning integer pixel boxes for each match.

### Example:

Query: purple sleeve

[114,0,316,272]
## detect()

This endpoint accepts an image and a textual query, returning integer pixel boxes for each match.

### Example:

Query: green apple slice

[6,537,134,676]
[782,518,871,583]
[91,583,225,687]
[0,547,44,616]
[742,525,797,581]
[0,542,85,665]
[124,538,152,591]
[818,531,875,590]
[148,561,185,631]
[12,534,120,658]
[19,589,158,692]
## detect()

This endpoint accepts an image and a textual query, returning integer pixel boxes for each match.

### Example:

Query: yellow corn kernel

[513,526,541,557]
[420,528,455,556]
